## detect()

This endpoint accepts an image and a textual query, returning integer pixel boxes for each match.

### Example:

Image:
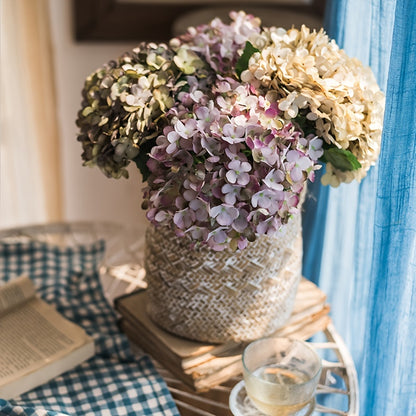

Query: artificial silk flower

[77,11,384,250]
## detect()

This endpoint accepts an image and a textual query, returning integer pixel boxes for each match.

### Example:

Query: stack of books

[115,278,330,393]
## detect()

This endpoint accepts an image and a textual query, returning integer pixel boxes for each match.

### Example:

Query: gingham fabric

[0,240,179,416]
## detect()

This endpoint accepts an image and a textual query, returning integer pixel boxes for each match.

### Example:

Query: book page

[0,296,93,387]
[0,275,36,316]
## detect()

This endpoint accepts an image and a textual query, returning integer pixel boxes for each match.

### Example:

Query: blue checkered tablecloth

[0,239,180,416]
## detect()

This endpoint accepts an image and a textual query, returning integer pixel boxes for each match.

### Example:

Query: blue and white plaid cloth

[0,240,180,416]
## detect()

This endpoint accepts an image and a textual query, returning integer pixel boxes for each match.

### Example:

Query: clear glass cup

[242,337,322,416]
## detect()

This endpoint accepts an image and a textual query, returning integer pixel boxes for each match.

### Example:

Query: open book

[0,275,95,399]
[115,278,330,392]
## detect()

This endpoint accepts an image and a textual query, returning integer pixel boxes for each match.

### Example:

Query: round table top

[0,221,359,416]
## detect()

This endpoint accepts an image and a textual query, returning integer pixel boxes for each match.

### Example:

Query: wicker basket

[144,214,303,343]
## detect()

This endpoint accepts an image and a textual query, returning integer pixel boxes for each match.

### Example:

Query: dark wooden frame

[73,0,326,42]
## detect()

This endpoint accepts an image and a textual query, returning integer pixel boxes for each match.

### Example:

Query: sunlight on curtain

[303,0,416,414]
[0,0,62,228]
[362,1,416,413]
[304,0,394,377]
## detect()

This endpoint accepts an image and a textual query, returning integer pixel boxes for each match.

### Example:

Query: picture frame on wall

[72,0,326,42]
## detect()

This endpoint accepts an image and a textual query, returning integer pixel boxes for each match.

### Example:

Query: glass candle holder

[242,337,322,416]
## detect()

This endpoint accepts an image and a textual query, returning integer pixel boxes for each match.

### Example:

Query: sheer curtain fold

[303,0,416,413]
[0,0,62,228]
[363,1,416,413]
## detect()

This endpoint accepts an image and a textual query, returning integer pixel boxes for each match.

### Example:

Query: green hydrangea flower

[77,43,183,179]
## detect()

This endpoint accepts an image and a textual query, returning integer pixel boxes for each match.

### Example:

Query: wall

[48,0,147,232]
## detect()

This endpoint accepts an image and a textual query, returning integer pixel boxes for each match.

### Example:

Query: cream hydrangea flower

[243,25,385,185]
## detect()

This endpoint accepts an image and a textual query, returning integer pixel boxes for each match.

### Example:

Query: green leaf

[133,138,157,181]
[321,147,362,172]
[236,41,260,79]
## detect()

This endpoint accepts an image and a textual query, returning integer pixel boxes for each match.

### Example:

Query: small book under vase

[115,278,330,393]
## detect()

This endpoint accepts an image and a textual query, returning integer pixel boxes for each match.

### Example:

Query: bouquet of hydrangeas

[76,11,384,252]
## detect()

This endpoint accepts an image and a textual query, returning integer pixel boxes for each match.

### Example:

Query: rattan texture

[144,214,303,343]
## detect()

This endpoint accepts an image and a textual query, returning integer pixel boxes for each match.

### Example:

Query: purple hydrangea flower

[226,160,251,185]
[210,204,239,226]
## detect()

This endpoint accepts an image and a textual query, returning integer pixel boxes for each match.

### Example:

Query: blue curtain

[302,0,416,414]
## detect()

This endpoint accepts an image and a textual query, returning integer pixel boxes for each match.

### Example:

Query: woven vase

[144,214,303,343]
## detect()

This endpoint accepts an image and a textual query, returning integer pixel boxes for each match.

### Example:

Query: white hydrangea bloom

[246,25,385,184]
